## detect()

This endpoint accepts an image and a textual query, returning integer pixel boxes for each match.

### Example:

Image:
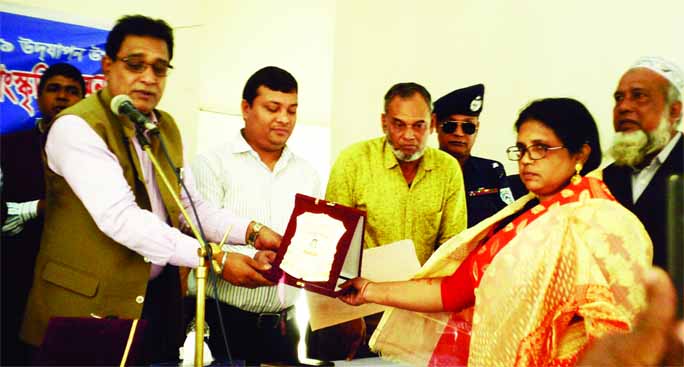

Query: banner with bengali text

[0,11,108,134]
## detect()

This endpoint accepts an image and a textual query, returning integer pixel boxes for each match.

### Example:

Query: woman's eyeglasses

[439,121,477,135]
[506,144,565,161]
[115,55,173,77]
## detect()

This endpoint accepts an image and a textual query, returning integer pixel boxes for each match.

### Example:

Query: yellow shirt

[326,137,467,264]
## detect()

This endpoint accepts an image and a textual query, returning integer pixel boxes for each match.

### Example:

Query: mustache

[615,119,640,129]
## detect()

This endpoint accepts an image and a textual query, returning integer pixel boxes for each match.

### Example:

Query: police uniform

[462,156,514,227]
[434,84,514,228]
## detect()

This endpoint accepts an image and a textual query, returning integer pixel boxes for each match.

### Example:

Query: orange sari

[370,177,653,366]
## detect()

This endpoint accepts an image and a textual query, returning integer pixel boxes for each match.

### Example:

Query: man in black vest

[434,84,515,227]
[1,62,85,366]
[603,56,683,270]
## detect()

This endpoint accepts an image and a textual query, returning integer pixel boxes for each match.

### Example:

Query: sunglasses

[440,120,478,135]
[115,55,173,77]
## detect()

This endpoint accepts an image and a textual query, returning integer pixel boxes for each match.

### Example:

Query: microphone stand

[132,127,215,367]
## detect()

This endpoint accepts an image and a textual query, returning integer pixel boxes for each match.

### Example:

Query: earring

[571,162,583,185]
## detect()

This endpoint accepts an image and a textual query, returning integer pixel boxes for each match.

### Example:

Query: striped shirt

[187,131,321,312]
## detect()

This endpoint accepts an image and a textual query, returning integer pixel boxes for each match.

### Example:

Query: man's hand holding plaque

[248,221,282,252]
[217,252,275,288]
[205,221,283,289]
[264,194,366,297]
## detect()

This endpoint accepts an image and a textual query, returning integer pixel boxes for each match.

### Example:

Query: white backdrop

[330,0,684,174]
[4,0,684,177]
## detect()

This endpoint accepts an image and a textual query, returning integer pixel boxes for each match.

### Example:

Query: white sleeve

[178,165,250,246]
[46,115,201,267]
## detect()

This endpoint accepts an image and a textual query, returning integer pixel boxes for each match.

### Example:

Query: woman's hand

[338,277,372,306]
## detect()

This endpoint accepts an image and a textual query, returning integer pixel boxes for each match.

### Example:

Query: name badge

[468,187,499,197]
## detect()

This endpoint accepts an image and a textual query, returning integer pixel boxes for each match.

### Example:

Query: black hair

[38,62,85,97]
[106,15,174,60]
[384,82,432,113]
[242,66,298,106]
[514,98,602,175]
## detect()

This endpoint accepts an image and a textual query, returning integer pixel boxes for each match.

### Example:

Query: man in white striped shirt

[188,66,321,364]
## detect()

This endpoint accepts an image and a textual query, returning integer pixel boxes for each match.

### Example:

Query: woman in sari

[339,98,653,366]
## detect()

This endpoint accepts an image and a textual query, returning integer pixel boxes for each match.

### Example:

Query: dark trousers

[140,265,184,365]
[307,313,381,361]
[26,266,183,366]
[189,297,300,365]
[1,221,42,366]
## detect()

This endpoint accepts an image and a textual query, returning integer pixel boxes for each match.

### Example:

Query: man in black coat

[434,84,515,228]
[1,63,85,365]
[603,56,683,270]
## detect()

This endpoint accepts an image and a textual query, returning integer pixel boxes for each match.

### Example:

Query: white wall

[194,0,335,186]
[1,0,205,156]
[4,0,684,177]
[331,0,684,174]
[1,0,335,180]
[198,1,335,124]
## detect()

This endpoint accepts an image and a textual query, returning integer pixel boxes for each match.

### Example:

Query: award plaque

[265,194,366,297]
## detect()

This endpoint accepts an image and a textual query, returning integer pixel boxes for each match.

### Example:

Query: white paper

[179,332,213,366]
[338,215,364,282]
[308,239,421,330]
[280,212,346,282]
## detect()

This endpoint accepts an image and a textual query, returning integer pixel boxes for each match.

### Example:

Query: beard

[386,132,428,162]
[609,114,672,168]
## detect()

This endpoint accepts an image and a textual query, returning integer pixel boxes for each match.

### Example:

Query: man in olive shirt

[326,82,467,264]
[313,82,467,360]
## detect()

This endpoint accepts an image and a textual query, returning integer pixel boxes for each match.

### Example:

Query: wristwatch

[246,222,264,247]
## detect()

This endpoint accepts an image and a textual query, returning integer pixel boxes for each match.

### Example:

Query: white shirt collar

[230,130,253,154]
[230,129,293,167]
[654,132,681,165]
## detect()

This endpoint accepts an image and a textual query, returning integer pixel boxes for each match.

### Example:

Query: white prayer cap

[630,56,684,96]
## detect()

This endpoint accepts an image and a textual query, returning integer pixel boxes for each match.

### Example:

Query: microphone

[110,95,159,133]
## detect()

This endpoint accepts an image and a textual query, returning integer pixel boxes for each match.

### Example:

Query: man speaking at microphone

[20,15,280,364]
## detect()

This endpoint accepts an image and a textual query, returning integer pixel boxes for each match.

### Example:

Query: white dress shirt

[188,131,321,313]
[45,115,251,278]
[631,133,682,203]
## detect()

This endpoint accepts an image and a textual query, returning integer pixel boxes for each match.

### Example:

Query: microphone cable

[155,132,235,365]
[113,93,236,362]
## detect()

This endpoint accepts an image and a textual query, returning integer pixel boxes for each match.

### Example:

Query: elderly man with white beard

[603,56,684,270]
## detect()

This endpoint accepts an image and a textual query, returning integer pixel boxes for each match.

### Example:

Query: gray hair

[383,82,432,113]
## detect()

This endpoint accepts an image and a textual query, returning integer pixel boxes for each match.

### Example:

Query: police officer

[434,84,515,227]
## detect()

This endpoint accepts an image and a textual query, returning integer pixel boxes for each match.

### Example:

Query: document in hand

[307,239,421,331]
[264,193,366,297]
